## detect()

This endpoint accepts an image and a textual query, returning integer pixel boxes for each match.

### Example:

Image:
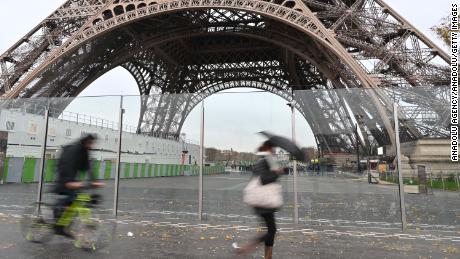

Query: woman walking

[234,140,284,259]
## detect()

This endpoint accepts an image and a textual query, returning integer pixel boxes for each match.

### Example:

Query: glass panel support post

[394,103,407,231]
[37,108,50,210]
[290,102,299,224]
[198,101,204,220]
[113,96,124,217]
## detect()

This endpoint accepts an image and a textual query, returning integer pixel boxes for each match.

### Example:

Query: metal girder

[0,0,450,153]
[309,0,449,88]
[47,1,108,20]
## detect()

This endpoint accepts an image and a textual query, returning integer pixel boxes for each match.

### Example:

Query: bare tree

[431,15,452,47]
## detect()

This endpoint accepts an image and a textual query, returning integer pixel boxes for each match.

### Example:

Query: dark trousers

[256,212,277,247]
[54,190,77,219]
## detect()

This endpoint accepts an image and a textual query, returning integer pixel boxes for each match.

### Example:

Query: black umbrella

[259,131,307,162]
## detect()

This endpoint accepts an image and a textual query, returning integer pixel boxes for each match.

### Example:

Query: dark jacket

[54,140,94,194]
[252,156,280,214]
[252,157,279,185]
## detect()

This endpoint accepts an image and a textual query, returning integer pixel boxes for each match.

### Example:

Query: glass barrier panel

[0,98,48,212]
[202,89,294,224]
[294,88,402,228]
[117,94,201,221]
[391,86,459,231]
[43,96,122,216]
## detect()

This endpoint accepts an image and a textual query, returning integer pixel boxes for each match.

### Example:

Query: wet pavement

[0,215,460,259]
[0,212,459,258]
[1,172,460,258]
[1,172,459,230]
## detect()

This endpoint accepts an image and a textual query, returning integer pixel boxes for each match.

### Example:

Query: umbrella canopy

[259,131,307,162]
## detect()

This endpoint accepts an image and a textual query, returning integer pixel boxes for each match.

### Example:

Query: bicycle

[20,186,114,251]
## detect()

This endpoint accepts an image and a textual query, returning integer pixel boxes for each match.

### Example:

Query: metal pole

[441,171,445,191]
[457,172,460,191]
[456,172,459,191]
[37,108,50,208]
[290,103,299,224]
[198,101,204,220]
[394,103,406,231]
[356,124,361,176]
[113,96,124,217]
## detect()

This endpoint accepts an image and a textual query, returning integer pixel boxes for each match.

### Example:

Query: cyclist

[53,134,104,238]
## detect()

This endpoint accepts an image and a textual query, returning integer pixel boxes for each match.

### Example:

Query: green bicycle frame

[56,193,93,227]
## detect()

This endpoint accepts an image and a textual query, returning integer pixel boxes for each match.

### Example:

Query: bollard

[441,172,445,191]
[456,172,460,191]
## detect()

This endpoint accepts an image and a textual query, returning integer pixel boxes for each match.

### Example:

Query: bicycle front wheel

[20,203,55,243]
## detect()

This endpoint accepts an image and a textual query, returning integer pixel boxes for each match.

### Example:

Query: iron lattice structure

[0,0,450,153]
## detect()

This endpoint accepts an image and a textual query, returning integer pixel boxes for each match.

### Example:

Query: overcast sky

[0,0,452,152]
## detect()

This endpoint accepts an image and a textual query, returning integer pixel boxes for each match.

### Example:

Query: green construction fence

[2,157,226,183]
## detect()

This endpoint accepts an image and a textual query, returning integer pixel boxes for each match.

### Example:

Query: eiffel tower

[0,0,450,153]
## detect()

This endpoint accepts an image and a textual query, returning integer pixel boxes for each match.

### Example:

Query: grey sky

[0,1,452,152]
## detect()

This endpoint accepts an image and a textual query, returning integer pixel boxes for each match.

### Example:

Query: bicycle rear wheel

[20,203,55,243]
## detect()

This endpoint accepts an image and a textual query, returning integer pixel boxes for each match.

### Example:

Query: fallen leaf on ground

[0,243,14,249]
[447,246,458,254]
